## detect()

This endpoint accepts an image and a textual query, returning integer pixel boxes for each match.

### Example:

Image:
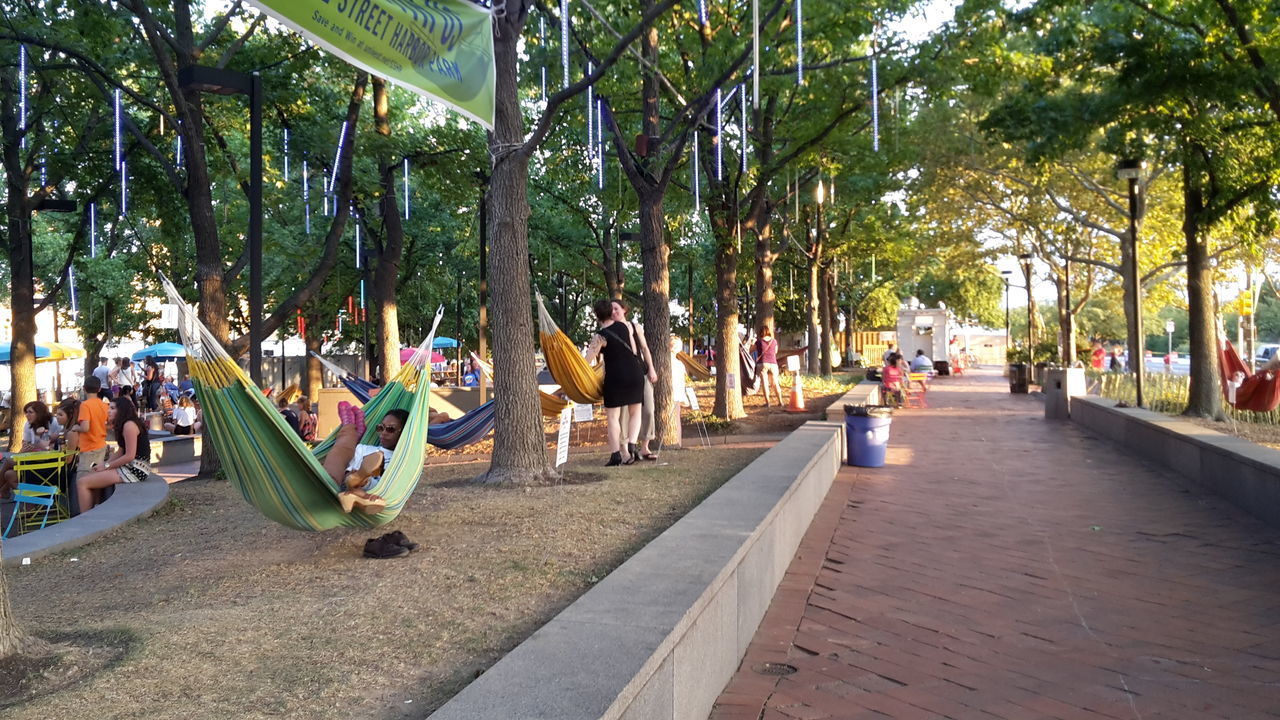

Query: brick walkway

[712,369,1280,720]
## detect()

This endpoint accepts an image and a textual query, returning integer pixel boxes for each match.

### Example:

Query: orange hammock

[1219,340,1280,412]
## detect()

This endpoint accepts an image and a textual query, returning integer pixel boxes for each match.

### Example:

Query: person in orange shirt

[76,376,110,475]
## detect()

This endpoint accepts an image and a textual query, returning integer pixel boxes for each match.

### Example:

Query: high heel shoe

[605,451,623,467]
[626,442,640,464]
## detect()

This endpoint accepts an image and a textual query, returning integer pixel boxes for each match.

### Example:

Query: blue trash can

[844,406,893,467]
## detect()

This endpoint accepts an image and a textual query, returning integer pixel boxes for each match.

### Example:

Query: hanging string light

[114,89,122,171]
[692,132,701,212]
[698,0,707,27]
[714,87,723,181]
[18,45,27,149]
[68,267,78,320]
[752,0,760,108]
[323,169,330,216]
[303,160,311,234]
[795,0,804,85]
[560,0,570,90]
[870,33,880,152]
[176,131,183,169]
[586,61,594,168]
[403,158,410,220]
[540,14,548,102]
[40,153,47,187]
[283,127,290,181]
[328,120,347,194]
[90,202,97,258]
[739,83,748,173]
[119,158,128,218]
[596,98,605,189]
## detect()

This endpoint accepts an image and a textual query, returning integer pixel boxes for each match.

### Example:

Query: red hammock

[1219,340,1280,412]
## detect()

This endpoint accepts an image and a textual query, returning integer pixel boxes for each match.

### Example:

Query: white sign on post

[555,407,573,467]
[685,387,701,411]
[727,373,737,390]
[573,403,594,423]
[786,354,801,372]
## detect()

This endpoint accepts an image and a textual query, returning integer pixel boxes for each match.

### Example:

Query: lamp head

[1116,158,1145,180]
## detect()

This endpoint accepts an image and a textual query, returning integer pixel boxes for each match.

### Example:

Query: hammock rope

[313,347,497,447]
[535,292,603,404]
[470,352,571,418]
[164,275,440,531]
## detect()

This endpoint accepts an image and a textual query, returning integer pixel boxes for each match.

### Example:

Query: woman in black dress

[585,299,658,466]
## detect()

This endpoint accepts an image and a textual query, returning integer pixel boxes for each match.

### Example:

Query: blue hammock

[310,351,495,449]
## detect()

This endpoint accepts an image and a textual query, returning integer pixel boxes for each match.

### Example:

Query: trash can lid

[845,404,894,417]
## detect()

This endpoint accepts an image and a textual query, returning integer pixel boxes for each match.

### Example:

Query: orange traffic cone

[786,372,806,412]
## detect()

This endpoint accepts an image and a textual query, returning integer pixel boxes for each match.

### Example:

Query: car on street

[1256,343,1280,369]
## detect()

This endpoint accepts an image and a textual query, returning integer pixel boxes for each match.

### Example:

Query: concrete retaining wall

[1072,395,1280,527]
[429,420,845,720]
[3,476,169,566]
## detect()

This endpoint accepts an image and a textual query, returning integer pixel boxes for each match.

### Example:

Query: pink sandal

[337,401,355,427]
[351,405,366,436]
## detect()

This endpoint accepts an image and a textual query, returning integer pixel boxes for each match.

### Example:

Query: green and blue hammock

[308,350,496,450]
[163,278,485,531]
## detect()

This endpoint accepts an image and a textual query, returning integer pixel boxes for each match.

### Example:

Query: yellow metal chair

[7,450,72,533]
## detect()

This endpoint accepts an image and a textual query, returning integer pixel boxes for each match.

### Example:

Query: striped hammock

[468,352,571,418]
[163,275,439,531]
[311,350,497,448]
[535,292,603,405]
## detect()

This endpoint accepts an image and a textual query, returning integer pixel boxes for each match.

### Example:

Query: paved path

[713,369,1280,720]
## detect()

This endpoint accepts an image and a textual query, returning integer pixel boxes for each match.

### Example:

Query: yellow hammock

[677,351,713,381]
[535,292,603,405]
[469,353,571,418]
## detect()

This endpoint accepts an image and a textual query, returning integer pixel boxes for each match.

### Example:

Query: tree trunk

[372,77,403,384]
[713,238,745,419]
[3,88,35,452]
[0,539,31,659]
[1182,159,1220,418]
[753,209,777,334]
[1055,275,1073,364]
[819,261,833,376]
[806,249,821,375]
[481,6,555,484]
[302,314,325,404]
[639,191,675,445]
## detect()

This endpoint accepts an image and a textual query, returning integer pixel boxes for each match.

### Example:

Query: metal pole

[1128,176,1144,407]
[1004,278,1010,349]
[478,184,488,403]
[1024,262,1033,365]
[249,72,263,387]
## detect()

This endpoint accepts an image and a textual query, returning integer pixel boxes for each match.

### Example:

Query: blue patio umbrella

[132,342,187,361]
[0,343,52,363]
[432,336,459,349]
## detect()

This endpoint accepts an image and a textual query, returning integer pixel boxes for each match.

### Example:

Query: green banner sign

[249,0,495,129]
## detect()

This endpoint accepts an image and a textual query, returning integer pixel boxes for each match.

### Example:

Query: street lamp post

[1018,253,1033,367]
[1001,270,1012,356]
[179,65,263,387]
[1117,159,1145,407]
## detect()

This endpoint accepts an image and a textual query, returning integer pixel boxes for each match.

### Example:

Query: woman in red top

[882,353,906,405]
[1090,341,1106,371]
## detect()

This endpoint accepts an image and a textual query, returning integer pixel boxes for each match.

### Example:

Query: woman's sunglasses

[375,424,401,433]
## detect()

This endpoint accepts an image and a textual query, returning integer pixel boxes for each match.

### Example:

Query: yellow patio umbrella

[36,342,86,363]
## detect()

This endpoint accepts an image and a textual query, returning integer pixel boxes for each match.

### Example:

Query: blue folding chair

[3,482,62,538]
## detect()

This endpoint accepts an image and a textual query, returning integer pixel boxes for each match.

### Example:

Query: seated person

[322,404,410,515]
[881,353,906,405]
[278,395,302,438]
[165,395,199,435]
[910,349,933,372]
[76,397,151,513]
[1,401,63,497]
[53,399,80,454]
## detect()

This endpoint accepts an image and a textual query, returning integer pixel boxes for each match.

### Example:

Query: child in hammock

[324,404,409,514]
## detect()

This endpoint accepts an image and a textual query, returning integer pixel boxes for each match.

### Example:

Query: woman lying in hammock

[324,403,408,514]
